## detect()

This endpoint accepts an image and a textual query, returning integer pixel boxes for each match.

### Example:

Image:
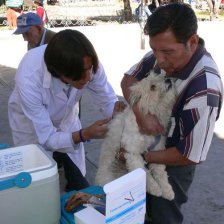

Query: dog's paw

[162,188,175,201]
[147,184,162,197]
[158,179,175,200]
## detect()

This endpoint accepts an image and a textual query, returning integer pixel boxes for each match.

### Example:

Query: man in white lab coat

[8,29,122,191]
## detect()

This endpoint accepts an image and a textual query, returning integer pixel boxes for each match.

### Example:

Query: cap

[13,12,43,35]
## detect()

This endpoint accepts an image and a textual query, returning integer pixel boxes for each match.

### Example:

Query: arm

[143,147,199,166]
[121,74,165,136]
[17,79,110,153]
[121,74,138,103]
[116,146,198,165]
[72,118,111,143]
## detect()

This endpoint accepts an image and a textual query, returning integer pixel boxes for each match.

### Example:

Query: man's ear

[36,25,44,33]
[187,34,199,52]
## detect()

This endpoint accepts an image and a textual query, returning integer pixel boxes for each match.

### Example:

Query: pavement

[0,22,224,223]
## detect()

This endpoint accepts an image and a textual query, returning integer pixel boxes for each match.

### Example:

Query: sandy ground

[0,22,224,223]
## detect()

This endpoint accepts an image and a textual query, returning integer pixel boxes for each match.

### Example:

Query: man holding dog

[121,3,223,224]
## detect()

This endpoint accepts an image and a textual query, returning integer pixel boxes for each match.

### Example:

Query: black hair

[44,29,98,81]
[144,3,198,44]
[34,1,43,6]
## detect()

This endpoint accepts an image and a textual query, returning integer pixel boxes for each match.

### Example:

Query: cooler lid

[0,144,57,182]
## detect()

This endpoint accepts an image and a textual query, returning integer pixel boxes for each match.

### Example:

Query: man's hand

[133,104,166,136]
[65,192,105,213]
[112,101,126,116]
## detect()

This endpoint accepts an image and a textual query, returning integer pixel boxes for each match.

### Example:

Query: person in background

[120,3,223,223]
[33,0,48,25]
[6,0,23,29]
[163,0,182,4]
[8,29,124,192]
[221,0,224,10]
[13,12,54,50]
[148,0,162,13]
[207,0,219,21]
[136,0,151,22]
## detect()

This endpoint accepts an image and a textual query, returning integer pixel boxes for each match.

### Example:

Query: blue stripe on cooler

[106,198,146,223]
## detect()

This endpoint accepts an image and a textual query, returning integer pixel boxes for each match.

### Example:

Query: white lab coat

[8,45,118,176]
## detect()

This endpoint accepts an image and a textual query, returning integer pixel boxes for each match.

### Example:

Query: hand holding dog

[115,148,126,162]
[113,101,126,116]
[133,103,166,136]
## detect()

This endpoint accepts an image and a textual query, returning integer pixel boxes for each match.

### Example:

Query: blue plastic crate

[0,144,10,150]
[60,186,104,224]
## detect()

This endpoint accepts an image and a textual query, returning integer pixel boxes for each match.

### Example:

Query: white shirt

[8,44,118,175]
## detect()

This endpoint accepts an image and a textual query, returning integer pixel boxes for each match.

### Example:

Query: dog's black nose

[165,79,172,90]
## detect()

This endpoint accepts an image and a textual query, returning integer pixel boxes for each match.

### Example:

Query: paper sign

[103,168,146,224]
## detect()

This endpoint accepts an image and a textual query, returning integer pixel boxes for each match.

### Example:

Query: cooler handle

[0,172,32,191]
[0,143,10,150]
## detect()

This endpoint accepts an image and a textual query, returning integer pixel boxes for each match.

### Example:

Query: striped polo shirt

[125,38,223,163]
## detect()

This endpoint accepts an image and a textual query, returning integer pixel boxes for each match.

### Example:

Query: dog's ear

[160,69,166,77]
[129,84,142,106]
[153,69,166,77]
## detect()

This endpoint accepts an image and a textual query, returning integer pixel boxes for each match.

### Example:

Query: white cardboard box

[75,207,105,224]
[74,168,146,224]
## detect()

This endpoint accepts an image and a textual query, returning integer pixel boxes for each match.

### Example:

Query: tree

[123,0,132,21]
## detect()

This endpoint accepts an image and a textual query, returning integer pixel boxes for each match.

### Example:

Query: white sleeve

[17,81,80,153]
[86,62,118,118]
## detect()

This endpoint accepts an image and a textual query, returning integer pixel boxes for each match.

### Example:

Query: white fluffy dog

[95,71,176,200]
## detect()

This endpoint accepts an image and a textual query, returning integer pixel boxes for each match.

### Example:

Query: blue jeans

[138,6,151,21]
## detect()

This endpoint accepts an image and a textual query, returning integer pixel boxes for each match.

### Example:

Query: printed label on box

[104,168,146,224]
[0,151,24,175]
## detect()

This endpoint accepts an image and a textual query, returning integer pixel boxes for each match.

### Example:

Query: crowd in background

[134,0,223,21]
[3,0,47,29]
[1,0,224,28]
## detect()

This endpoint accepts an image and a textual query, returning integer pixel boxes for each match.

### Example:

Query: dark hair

[44,29,98,81]
[34,0,43,6]
[144,3,198,44]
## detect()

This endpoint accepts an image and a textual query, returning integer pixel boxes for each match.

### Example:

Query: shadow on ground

[0,64,15,146]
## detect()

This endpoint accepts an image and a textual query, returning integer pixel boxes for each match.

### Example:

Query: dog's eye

[150,85,156,91]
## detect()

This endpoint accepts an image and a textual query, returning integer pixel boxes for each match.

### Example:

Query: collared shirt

[8,44,118,175]
[125,38,223,163]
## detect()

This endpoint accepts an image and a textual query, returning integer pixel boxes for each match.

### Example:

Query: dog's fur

[95,71,176,200]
